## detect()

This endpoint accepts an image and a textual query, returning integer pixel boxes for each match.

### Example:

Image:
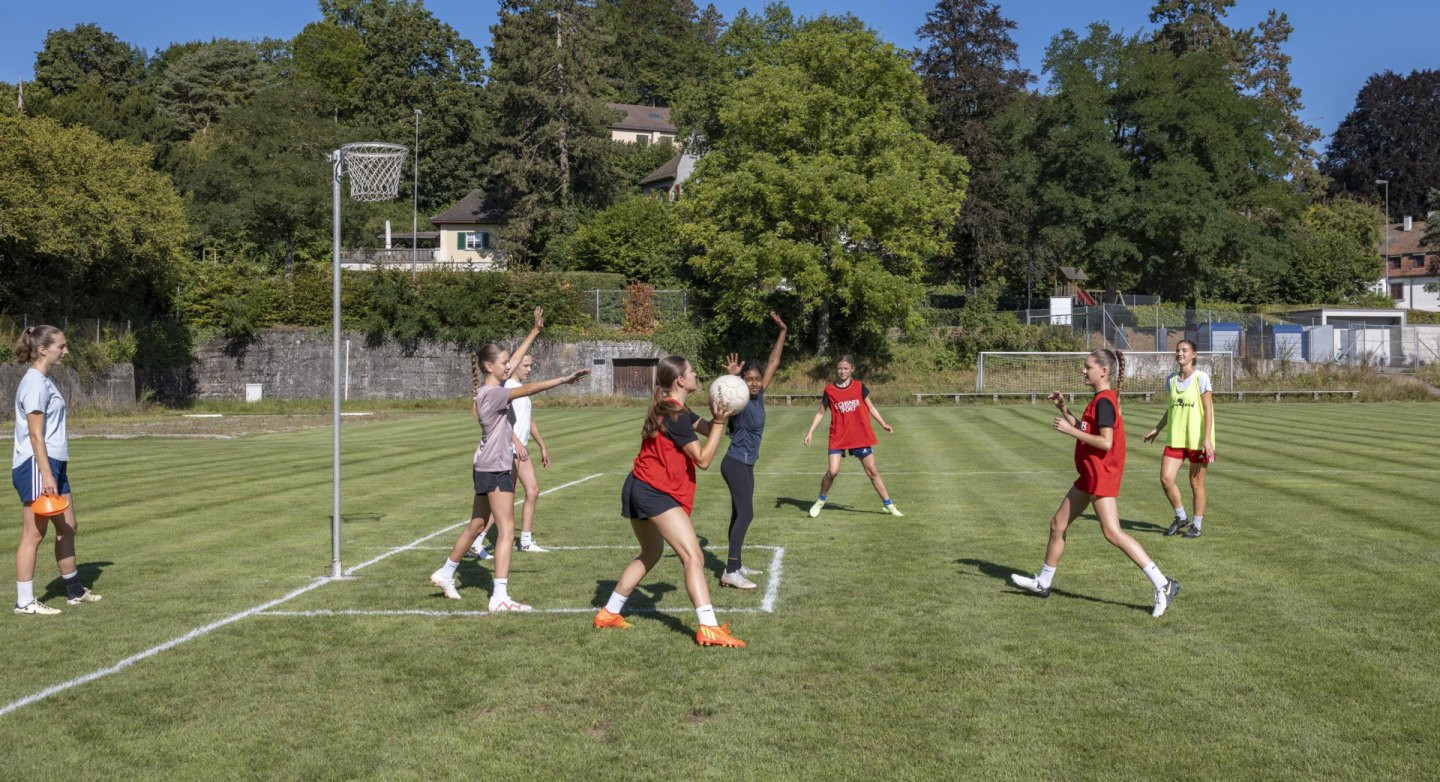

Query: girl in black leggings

[718,312,787,590]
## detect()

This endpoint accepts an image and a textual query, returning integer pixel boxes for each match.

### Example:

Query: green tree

[569,195,684,282]
[182,86,346,277]
[1284,199,1384,304]
[914,0,1032,289]
[680,17,967,355]
[0,114,188,319]
[32,23,146,100]
[486,0,623,266]
[290,21,367,121]
[597,0,719,106]
[156,39,270,136]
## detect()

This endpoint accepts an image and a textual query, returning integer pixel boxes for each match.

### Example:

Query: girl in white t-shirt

[428,308,588,611]
[506,353,551,553]
[11,326,101,615]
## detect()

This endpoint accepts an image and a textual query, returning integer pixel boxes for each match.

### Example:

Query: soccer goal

[977,352,1234,394]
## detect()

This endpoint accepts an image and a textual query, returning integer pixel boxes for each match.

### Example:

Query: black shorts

[474,469,516,495]
[620,473,680,520]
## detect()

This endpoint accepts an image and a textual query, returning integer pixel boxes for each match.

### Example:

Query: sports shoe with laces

[882,503,904,517]
[1153,578,1181,618]
[1183,525,1202,539]
[489,597,532,612]
[1009,573,1052,598]
[593,607,630,629]
[429,570,462,600]
[517,541,550,553]
[808,499,825,518]
[695,623,746,648]
[14,600,61,616]
[1164,516,1189,536]
[468,545,492,560]
[66,588,102,605]
[737,565,764,576]
[719,570,758,590]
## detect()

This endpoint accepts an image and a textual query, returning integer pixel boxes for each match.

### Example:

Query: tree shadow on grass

[590,578,690,637]
[954,557,1150,614]
[40,560,113,602]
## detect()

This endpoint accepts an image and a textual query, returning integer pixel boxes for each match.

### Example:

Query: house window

[1388,256,1401,269]
[658,135,674,146]
[1414,255,1426,269]
[1390,282,1404,300]
[636,135,650,146]
[465,232,491,251]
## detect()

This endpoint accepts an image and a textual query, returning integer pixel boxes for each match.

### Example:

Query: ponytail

[470,352,482,418]
[14,325,62,364]
[641,355,689,439]
[1089,347,1125,405]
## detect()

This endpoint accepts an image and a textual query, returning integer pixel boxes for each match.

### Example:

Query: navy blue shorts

[827,447,874,459]
[620,473,680,520]
[474,470,516,495]
[12,457,70,504]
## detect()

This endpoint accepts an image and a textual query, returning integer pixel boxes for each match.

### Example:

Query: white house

[639,152,699,201]
[428,189,505,268]
[606,103,677,145]
[1377,216,1439,312]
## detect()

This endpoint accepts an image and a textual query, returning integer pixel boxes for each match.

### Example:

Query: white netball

[709,374,751,417]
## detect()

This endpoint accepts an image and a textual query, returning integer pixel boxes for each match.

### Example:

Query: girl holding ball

[802,355,900,518]
[594,355,746,648]
[1142,339,1216,538]
[717,311,787,590]
[1009,348,1181,618]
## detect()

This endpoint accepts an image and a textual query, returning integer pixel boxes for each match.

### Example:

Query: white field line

[259,606,771,618]
[0,472,605,720]
[761,547,786,613]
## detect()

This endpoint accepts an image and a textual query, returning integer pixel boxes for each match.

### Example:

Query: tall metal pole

[331,149,345,580]
[413,109,421,279]
[1377,179,1390,301]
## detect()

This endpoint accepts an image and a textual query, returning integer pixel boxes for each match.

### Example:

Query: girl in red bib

[594,355,746,648]
[1010,348,1181,618]
[802,355,900,517]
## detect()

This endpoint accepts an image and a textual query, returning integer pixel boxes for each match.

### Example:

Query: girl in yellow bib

[1142,339,1215,538]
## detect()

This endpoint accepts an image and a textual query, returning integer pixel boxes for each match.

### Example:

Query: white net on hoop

[341,142,408,202]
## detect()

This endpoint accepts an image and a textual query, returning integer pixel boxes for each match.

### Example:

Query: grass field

[2,401,1437,780]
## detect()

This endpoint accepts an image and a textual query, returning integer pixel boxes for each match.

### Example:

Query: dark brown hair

[15,325,63,364]
[1177,338,1198,352]
[641,355,689,439]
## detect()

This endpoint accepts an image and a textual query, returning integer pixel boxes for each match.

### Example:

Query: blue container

[1267,324,1304,360]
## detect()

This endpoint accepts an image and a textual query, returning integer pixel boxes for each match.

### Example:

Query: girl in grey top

[428,308,589,612]
[718,311,787,591]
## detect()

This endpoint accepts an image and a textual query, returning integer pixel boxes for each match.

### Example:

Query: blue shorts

[12,457,70,504]
[827,447,874,459]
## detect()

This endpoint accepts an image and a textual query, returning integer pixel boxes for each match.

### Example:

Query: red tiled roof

[1380,219,1436,278]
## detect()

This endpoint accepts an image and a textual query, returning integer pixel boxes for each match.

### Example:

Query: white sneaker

[1153,578,1180,618]
[429,570,462,600]
[737,565,764,576]
[719,570,758,590]
[1009,573,1051,598]
[517,541,550,553]
[489,597,532,612]
[66,588,102,605]
[468,545,491,561]
[14,600,61,616]
[808,499,825,518]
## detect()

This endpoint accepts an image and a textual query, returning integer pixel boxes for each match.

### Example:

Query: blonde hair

[15,325,63,364]
[1089,347,1126,393]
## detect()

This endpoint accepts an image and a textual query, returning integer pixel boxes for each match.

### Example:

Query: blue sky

[2,0,1435,143]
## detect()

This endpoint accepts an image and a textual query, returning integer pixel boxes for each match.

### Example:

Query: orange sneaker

[593,607,631,629]
[695,623,747,648]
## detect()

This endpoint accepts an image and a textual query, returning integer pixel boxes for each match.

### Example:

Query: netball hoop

[330,142,408,580]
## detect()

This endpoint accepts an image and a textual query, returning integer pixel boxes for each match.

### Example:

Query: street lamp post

[1377,179,1390,303]
[413,109,421,279]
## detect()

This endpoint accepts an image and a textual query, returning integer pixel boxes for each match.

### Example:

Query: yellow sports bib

[1166,372,1210,450]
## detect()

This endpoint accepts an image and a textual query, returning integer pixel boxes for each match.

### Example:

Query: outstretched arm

[761,311,787,390]
[508,368,590,400]
[505,307,545,380]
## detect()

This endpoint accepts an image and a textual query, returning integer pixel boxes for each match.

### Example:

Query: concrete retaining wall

[0,363,136,413]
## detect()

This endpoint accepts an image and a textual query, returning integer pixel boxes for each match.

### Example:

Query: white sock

[1192,515,1203,530]
[1173,507,1187,521]
[16,580,34,607]
[520,531,533,547]
[1037,565,1057,590]
[439,558,460,578]
[1141,562,1167,590]
[492,578,510,602]
[696,604,718,627]
[605,592,628,614]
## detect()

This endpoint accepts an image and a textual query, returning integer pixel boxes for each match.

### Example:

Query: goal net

[977,352,1234,394]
